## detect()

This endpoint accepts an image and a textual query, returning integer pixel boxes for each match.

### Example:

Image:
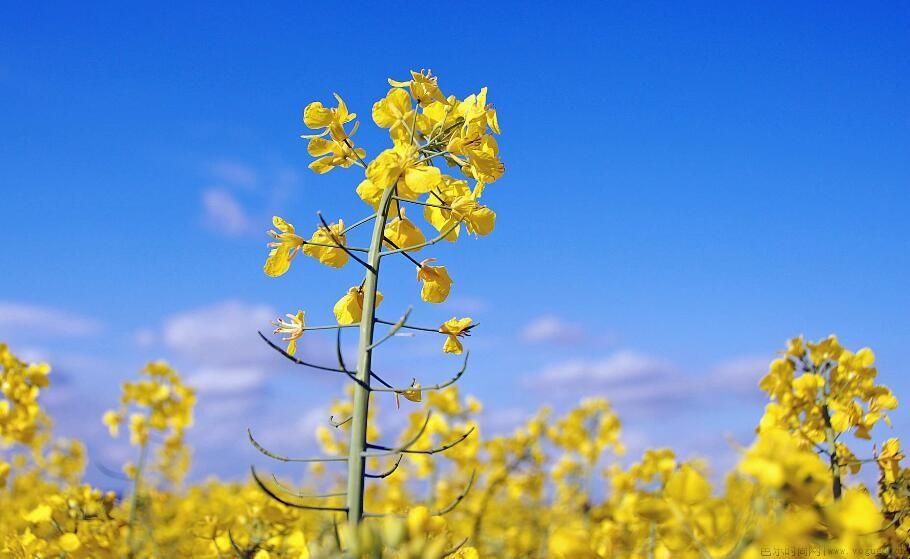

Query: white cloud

[202,188,251,236]
[162,300,276,366]
[530,350,675,388]
[0,302,102,337]
[187,366,267,395]
[708,355,770,397]
[521,315,585,344]
[209,160,258,187]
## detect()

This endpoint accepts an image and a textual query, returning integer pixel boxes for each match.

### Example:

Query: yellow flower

[24,504,52,523]
[384,209,425,252]
[334,286,383,325]
[424,178,495,240]
[826,488,883,535]
[0,461,9,488]
[388,69,448,107]
[366,141,441,198]
[373,88,416,141]
[306,136,366,174]
[302,93,357,140]
[272,310,306,356]
[438,317,474,354]
[58,533,81,552]
[400,381,422,403]
[302,220,349,268]
[264,216,305,277]
[416,258,453,303]
[665,464,711,505]
[102,409,122,437]
[129,413,149,446]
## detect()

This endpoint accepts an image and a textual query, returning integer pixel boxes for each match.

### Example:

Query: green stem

[126,440,149,558]
[821,403,843,500]
[345,185,396,526]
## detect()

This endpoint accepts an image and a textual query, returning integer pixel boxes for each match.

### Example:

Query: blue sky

[1,2,908,486]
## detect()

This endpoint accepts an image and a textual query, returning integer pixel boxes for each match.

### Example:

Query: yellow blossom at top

[366,141,441,198]
[302,93,357,140]
[388,69,448,107]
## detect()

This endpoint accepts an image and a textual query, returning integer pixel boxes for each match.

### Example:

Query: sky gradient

[1,2,908,487]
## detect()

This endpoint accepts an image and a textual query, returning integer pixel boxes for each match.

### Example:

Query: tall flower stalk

[252,70,503,529]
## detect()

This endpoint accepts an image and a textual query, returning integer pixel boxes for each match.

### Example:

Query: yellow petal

[443,336,463,354]
[404,165,441,194]
[303,101,333,128]
[264,246,293,277]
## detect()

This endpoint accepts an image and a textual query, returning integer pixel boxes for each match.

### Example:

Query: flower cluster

[0,337,908,557]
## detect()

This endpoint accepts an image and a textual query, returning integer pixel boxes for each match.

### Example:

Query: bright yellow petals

[272,310,306,356]
[416,258,452,303]
[102,410,122,437]
[372,88,416,141]
[57,533,81,552]
[333,286,383,325]
[264,216,305,277]
[424,179,495,239]
[438,317,473,354]
[302,220,349,268]
[24,504,52,523]
[384,209,425,252]
[302,93,356,140]
[366,143,441,197]
[388,69,448,107]
[307,136,365,174]
[665,464,711,505]
[399,380,422,403]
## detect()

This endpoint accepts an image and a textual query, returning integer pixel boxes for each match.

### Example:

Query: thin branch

[335,327,352,373]
[378,220,462,257]
[259,331,346,373]
[251,467,348,512]
[393,196,452,210]
[342,137,368,169]
[443,537,470,557]
[92,457,132,482]
[365,454,403,478]
[329,415,352,428]
[316,211,375,272]
[269,474,346,499]
[363,427,475,458]
[303,240,369,253]
[367,307,413,350]
[375,318,443,334]
[434,470,476,515]
[292,324,359,332]
[383,235,422,266]
[372,352,469,394]
[341,213,377,235]
[363,471,476,518]
[247,428,346,463]
[366,411,432,452]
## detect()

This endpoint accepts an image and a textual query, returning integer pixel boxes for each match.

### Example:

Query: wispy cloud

[202,187,251,236]
[0,301,102,337]
[520,314,586,345]
[162,300,276,367]
[528,350,675,390]
[525,349,771,410]
[208,160,258,188]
